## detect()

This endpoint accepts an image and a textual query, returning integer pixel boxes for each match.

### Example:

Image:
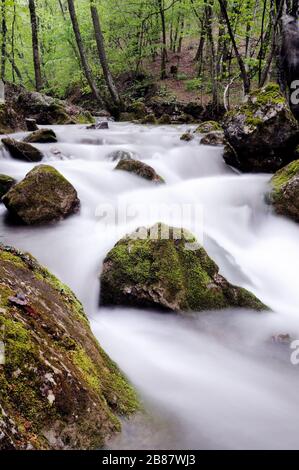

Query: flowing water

[1,123,299,449]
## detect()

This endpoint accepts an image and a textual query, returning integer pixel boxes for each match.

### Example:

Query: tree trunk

[67,0,103,104]
[28,0,43,91]
[1,0,7,80]
[90,1,121,107]
[157,0,167,79]
[218,0,251,95]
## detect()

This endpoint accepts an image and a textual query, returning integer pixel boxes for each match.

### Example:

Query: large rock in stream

[0,245,138,450]
[2,138,43,162]
[268,160,299,222]
[222,84,299,172]
[23,128,57,144]
[0,174,16,199]
[2,165,80,225]
[100,223,267,312]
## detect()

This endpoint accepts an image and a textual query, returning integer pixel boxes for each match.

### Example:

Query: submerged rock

[222,84,299,172]
[23,129,57,144]
[180,131,194,142]
[0,174,16,199]
[108,150,136,162]
[2,138,43,162]
[87,121,109,130]
[195,121,223,134]
[2,165,80,225]
[201,131,225,146]
[268,160,299,222]
[0,244,138,450]
[100,223,267,312]
[115,159,164,183]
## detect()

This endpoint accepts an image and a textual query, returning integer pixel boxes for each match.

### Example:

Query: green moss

[101,223,266,312]
[72,347,101,391]
[195,121,222,134]
[271,159,299,191]
[141,113,157,124]
[75,112,95,124]
[252,83,285,106]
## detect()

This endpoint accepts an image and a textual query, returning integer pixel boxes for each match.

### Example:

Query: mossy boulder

[0,174,16,199]
[0,244,138,450]
[157,114,171,125]
[180,131,194,142]
[0,103,20,134]
[268,160,299,222]
[201,131,225,146]
[222,84,299,172]
[115,159,164,183]
[119,112,135,122]
[2,138,43,162]
[16,89,94,125]
[141,113,157,124]
[2,165,80,225]
[23,129,57,144]
[195,121,223,134]
[127,101,147,119]
[100,223,267,312]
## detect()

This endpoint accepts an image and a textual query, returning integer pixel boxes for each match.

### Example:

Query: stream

[1,123,299,449]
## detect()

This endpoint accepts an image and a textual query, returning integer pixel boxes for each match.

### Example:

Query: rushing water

[1,123,299,449]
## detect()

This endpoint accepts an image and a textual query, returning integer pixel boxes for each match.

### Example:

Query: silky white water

[1,123,299,449]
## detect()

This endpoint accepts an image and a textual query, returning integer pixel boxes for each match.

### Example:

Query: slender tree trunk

[90,1,121,107]
[1,0,7,80]
[11,0,16,82]
[67,0,102,104]
[28,0,43,91]
[218,0,251,95]
[157,0,167,79]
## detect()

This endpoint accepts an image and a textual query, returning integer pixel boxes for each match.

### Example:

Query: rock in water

[222,84,299,172]
[25,118,38,131]
[2,165,80,225]
[0,245,138,450]
[201,131,225,146]
[115,159,164,183]
[2,138,43,162]
[0,174,16,199]
[108,150,136,161]
[87,121,109,130]
[23,128,57,144]
[268,160,299,222]
[100,223,267,312]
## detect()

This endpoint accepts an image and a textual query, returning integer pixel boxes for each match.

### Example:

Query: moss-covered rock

[141,113,157,124]
[2,165,80,225]
[16,89,94,125]
[127,101,147,119]
[119,112,136,122]
[268,160,299,221]
[201,131,225,146]
[0,244,138,450]
[195,121,223,134]
[23,129,57,144]
[2,138,43,162]
[0,174,16,199]
[157,114,171,125]
[222,83,299,172]
[0,103,20,134]
[180,131,194,142]
[115,159,164,183]
[100,223,267,312]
